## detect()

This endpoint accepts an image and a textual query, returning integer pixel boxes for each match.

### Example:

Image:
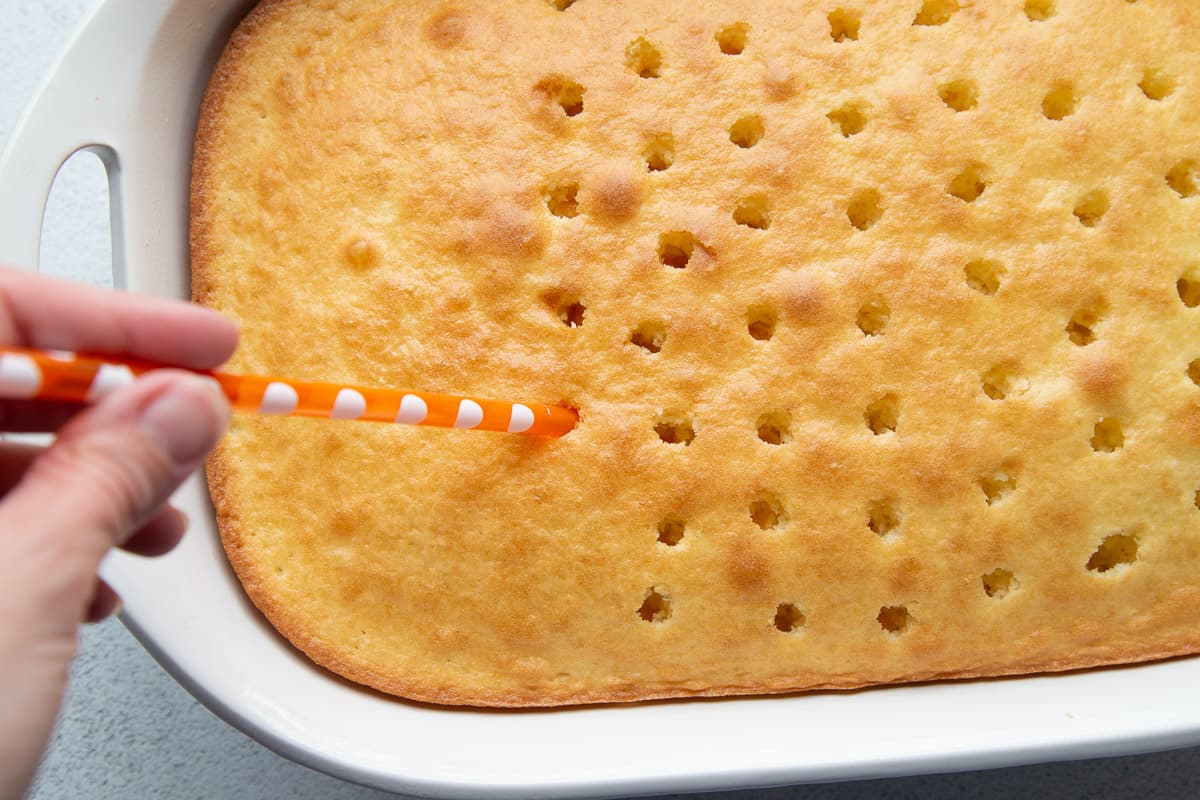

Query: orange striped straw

[0,346,578,437]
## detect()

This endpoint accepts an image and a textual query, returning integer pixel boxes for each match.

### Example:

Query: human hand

[0,268,236,799]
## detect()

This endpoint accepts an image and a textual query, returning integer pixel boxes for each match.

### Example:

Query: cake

[192,0,1200,706]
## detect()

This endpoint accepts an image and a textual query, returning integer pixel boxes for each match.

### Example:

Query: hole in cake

[631,320,666,353]
[625,37,662,79]
[1024,0,1055,20]
[556,299,586,328]
[1066,301,1106,346]
[1187,358,1200,387]
[1194,488,1200,511]
[1177,271,1200,307]
[657,515,686,546]
[1167,159,1199,198]
[867,498,902,539]
[1090,417,1124,452]
[913,0,958,26]
[638,587,672,622]
[643,133,675,172]
[734,194,772,229]
[1087,533,1138,573]
[716,22,749,55]
[847,189,883,231]
[981,365,1027,400]
[877,605,911,634]
[537,76,586,116]
[947,164,988,203]
[827,102,868,136]
[655,415,696,445]
[856,295,890,336]
[1042,82,1077,120]
[865,393,899,435]
[938,78,978,112]
[545,181,580,218]
[982,568,1018,598]
[774,603,806,633]
[964,258,1005,295]
[980,466,1017,505]
[658,231,695,268]
[1139,68,1176,101]
[750,494,787,531]
[828,8,860,41]
[756,411,793,445]
[1073,190,1109,227]
[730,114,765,148]
[548,0,576,9]
[747,306,778,341]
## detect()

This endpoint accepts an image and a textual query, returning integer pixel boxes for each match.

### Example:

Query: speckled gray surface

[3,1,1200,798]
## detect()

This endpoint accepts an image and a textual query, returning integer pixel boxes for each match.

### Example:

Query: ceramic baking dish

[1,1,1198,797]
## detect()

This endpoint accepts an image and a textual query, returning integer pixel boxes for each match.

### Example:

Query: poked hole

[982,568,1018,598]
[847,188,883,231]
[1167,159,1199,198]
[747,305,778,341]
[654,414,696,445]
[877,604,911,635]
[545,181,579,218]
[827,102,868,136]
[630,320,666,353]
[938,78,978,112]
[657,515,685,546]
[536,75,586,117]
[1087,533,1137,573]
[828,8,860,41]
[1042,82,1077,120]
[734,193,771,229]
[643,133,675,172]
[856,295,890,335]
[773,603,806,633]
[638,586,672,622]
[716,22,749,55]
[749,493,787,531]
[965,259,1005,295]
[756,410,793,445]
[658,231,695,268]
[913,0,959,26]
[730,114,765,148]
[625,37,662,79]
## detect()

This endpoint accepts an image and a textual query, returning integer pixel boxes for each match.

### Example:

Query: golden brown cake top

[193,0,1200,706]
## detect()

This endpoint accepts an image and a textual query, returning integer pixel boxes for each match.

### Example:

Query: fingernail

[139,375,230,465]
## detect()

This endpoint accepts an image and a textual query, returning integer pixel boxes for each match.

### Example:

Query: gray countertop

[4,1,1199,797]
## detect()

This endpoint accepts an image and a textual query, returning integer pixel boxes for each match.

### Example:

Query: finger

[0,440,41,496]
[0,397,86,434]
[121,505,188,558]
[0,370,229,638]
[84,579,120,623]
[0,449,191,555]
[0,267,238,369]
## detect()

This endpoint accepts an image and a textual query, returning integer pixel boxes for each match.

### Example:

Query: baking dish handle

[0,4,126,276]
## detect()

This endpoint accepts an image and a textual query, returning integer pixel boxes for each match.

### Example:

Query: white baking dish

[1,1,1198,797]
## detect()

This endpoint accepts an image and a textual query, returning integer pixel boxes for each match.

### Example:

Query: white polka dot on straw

[507,403,535,433]
[396,394,427,425]
[86,363,135,401]
[259,381,299,414]
[0,353,42,398]
[331,388,367,420]
[454,399,484,429]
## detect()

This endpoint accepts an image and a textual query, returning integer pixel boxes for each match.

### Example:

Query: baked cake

[192,0,1200,706]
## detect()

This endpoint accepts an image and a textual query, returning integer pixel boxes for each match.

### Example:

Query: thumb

[0,370,230,632]
[0,371,229,800]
